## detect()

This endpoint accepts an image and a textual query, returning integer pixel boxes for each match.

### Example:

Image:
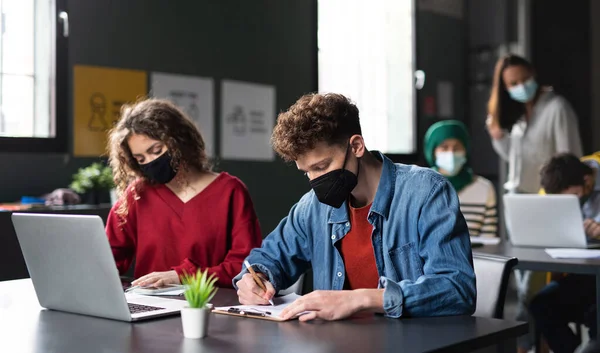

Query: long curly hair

[108,98,211,218]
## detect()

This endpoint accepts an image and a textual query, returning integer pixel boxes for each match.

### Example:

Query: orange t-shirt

[339,203,379,289]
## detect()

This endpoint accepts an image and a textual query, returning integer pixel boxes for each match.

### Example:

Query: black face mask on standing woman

[309,144,359,208]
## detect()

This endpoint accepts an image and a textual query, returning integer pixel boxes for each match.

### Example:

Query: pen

[244,260,274,306]
[228,307,271,317]
[240,310,266,317]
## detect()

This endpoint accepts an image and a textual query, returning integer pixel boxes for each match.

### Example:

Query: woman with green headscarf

[424,120,498,238]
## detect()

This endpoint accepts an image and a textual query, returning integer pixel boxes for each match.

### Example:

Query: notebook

[213,293,303,321]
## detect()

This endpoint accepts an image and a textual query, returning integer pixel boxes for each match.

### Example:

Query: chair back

[473,253,518,319]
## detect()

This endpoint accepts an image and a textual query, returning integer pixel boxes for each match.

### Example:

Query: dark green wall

[0,1,317,236]
[0,1,467,235]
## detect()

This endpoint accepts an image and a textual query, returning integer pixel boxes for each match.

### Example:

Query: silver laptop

[12,213,186,321]
[503,194,600,248]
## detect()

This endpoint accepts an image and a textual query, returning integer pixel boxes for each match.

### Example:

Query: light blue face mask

[508,78,538,103]
[435,151,467,177]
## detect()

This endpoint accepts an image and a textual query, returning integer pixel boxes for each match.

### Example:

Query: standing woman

[486,54,583,353]
[106,98,262,288]
[424,120,498,238]
[486,54,582,194]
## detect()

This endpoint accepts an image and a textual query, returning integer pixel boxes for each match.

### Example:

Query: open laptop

[503,194,600,248]
[12,213,187,321]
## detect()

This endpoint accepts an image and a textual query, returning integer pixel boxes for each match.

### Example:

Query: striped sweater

[458,176,498,238]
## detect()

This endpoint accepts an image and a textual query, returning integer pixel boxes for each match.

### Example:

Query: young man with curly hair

[234,93,476,321]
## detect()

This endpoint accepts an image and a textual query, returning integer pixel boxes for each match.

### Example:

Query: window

[0,0,67,152]
[318,0,416,154]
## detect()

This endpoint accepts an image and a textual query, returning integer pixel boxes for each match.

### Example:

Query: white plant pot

[109,189,117,206]
[181,305,212,339]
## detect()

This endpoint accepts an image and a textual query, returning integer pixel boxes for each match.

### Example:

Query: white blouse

[492,91,583,194]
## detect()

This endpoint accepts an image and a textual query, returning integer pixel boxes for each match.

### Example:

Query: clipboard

[212,293,302,322]
[212,307,290,322]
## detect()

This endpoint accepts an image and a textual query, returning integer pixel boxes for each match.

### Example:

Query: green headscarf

[424,120,474,192]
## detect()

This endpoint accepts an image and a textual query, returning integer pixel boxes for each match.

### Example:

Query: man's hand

[584,219,600,239]
[132,270,180,287]
[236,273,276,305]
[281,289,383,322]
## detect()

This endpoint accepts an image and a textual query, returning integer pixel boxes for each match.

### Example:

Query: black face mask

[139,152,177,184]
[309,145,359,208]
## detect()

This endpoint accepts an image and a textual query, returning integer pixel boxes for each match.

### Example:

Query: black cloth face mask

[139,152,177,184]
[309,144,359,208]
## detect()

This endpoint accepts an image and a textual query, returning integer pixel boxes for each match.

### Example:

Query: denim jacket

[233,152,476,318]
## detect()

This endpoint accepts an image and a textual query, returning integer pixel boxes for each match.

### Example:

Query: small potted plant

[180,269,218,339]
[69,162,115,205]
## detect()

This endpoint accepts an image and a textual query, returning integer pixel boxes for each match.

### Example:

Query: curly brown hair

[271,93,361,161]
[108,98,211,218]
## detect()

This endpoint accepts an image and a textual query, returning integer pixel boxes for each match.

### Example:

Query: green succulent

[180,270,219,309]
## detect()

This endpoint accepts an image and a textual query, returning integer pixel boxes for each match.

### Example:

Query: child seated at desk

[529,152,600,353]
[105,98,262,288]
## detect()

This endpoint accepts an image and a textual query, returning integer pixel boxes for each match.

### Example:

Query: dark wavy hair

[271,93,362,161]
[540,153,593,194]
[108,98,210,218]
[487,54,537,131]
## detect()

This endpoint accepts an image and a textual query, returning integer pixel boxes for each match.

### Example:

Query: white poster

[221,80,276,161]
[151,72,215,156]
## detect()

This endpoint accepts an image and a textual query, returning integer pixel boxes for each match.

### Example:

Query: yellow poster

[73,65,147,157]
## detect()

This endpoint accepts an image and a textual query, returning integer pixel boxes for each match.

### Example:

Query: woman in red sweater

[106,98,262,288]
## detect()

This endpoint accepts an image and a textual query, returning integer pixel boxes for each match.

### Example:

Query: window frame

[0,0,68,153]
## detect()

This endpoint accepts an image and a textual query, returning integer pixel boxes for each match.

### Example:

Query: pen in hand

[244,260,274,306]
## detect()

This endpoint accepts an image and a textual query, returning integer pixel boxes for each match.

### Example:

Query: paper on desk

[139,288,185,296]
[545,248,600,259]
[130,285,185,296]
[215,293,301,319]
[470,237,501,245]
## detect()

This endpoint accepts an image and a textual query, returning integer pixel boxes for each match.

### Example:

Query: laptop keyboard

[128,303,164,314]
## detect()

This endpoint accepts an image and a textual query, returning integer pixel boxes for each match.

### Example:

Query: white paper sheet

[215,293,301,319]
[151,72,215,156]
[470,236,501,245]
[544,248,600,259]
[221,80,275,161]
[138,288,185,296]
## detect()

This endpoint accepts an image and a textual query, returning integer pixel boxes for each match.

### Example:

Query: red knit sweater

[106,173,262,288]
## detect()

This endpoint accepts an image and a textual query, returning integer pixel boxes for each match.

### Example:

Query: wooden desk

[0,279,527,353]
[474,242,600,339]
[0,204,111,281]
